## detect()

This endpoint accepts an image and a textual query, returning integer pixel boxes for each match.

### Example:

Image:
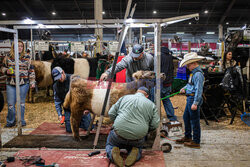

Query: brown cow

[63,71,165,141]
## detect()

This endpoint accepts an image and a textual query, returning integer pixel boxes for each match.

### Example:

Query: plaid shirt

[1,55,35,86]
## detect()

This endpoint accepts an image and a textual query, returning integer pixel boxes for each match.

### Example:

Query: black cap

[138,86,149,95]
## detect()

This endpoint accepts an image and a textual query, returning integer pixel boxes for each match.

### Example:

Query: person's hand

[30,83,35,89]
[6,68,13,75]
[83,110,90,115]
[191,104,197,110]
[58,115,62,122]
[180,88,186,94]
[100,73,108,82]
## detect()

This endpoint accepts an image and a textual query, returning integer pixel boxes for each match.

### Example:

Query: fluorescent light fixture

[176,32,185,34]
[206,32,215,34]
[2,13,6,16]
[189,22,192,25]
[52,12,56,15]
[102,11,105,14]
[125,18,134,23]
[147,32,154,35]
[153,10,157,14]
[23,18,35,24]
[204,10,208,14]
[226,22,229,25]
[38,24,44,28]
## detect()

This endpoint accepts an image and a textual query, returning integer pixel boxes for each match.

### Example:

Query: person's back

[110,92,158,140]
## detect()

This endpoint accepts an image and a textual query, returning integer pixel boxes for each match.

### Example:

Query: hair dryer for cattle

[60,115,65,125]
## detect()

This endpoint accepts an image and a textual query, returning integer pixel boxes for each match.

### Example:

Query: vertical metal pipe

[14,30,22,135]
[30,28,33,59]
[152,23,161,150]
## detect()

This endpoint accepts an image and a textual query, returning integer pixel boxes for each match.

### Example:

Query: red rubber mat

[30,122,111,135]
[5,150,165,167]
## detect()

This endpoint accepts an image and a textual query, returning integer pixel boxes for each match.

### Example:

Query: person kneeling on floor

[176,52,205,149]
[52,66,92,132]
[106,87,160,167]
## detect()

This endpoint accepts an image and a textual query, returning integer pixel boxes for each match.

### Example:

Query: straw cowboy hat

[179,52,205,67]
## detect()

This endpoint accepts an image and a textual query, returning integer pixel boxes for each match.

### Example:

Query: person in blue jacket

[176,52,205,148]
[52,66,92,133]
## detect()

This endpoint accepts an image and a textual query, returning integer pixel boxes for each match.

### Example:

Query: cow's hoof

[74,136,82,142]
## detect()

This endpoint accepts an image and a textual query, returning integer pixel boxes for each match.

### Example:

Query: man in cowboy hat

[100,44,154,82]
[176,52,205,149]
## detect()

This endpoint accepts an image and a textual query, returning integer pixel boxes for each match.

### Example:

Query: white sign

[35,41,49,51]
[108,42,119,53]
[71,42,85,52]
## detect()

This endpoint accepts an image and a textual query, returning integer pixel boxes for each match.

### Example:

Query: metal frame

[0,26,21,148]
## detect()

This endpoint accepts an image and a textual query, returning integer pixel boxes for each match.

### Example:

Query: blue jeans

[106,130,144,162]
[150,86,177,121]
[64,108,92,133]
[6,84,29,126]
[183,96,201,144]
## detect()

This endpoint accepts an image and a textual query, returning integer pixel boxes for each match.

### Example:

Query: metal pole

[219,24,223,41]
[152,23,161,150]
[14,30,22,135]
[93,0,133,149]
[30,28,33,59]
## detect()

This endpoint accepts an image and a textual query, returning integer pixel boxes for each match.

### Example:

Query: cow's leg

[46,86,50,97]
[70,109,82,141]
[86,114,96,136]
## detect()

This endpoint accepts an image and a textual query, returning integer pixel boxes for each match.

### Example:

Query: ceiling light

[2,13,6,16]
[189,22,192,25]
[52,12,56,15]
[176,32,185,34]
[23,18,35,24]
[102,11,105,15]
[206,32,215,34]
[153,11,157,14]
[38,24,44,28]
[204,10,208,14]
[226,22,229,25]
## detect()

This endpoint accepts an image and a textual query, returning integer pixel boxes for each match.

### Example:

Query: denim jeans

[64,108,92,133]
[150,86,177,121]
[106,129,144,162]
[6,84,29,126]
[183,96,201,144]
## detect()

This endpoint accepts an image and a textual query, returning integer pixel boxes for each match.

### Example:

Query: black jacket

[161,47,174,85]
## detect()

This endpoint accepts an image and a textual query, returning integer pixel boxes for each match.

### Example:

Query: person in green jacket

[106,87,160,167]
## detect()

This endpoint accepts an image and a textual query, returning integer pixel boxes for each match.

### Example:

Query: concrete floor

[1,125,250,167]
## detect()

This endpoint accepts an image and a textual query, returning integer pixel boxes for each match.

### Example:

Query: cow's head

[130,71,166,90]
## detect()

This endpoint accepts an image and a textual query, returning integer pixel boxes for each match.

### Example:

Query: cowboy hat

[179,52,205,67]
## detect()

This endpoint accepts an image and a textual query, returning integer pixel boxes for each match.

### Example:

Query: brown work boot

[125,147,139,167]
[112,147,124,167]
[184,141,200,149]
[175,136,192,144]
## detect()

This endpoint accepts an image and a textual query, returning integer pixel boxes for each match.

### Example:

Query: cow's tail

[63,91,71,109]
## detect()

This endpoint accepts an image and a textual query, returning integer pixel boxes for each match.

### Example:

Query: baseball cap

[131,44,144,58]
[138,86,149,95]
[52,66,63,81]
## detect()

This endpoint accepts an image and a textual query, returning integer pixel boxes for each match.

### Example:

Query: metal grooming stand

[0,26,21,148]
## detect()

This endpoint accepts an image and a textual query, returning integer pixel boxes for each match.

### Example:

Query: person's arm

[0,56,9,75]
[105,57,129,77]
[149,105,160,132]
[108,96,124,122]
[53,85,63,117]
[193,72,204,106]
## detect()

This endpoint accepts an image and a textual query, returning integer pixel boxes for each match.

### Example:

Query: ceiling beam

[219,0,236,24]
[37,0,51,18]
[18,0,34,18]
